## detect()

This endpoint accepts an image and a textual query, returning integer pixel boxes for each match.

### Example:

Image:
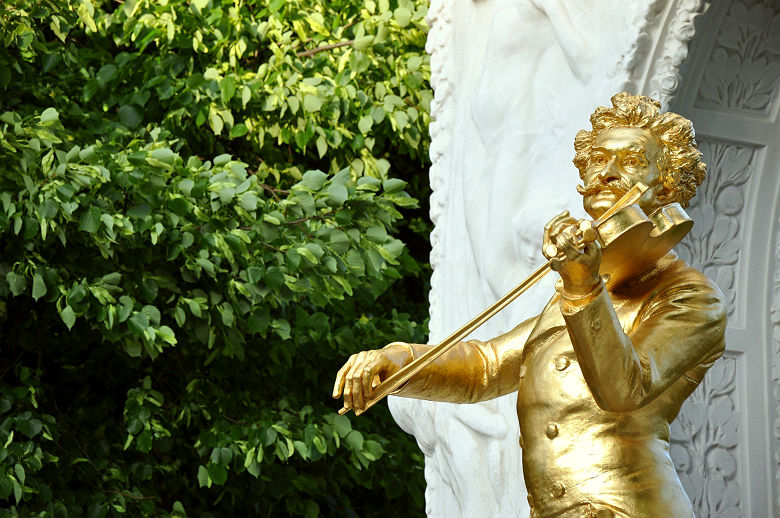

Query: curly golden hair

[572,92,706,208]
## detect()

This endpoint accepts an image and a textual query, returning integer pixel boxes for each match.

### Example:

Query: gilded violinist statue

[333,93,727,518]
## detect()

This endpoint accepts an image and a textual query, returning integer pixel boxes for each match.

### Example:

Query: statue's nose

[598,157,621,182]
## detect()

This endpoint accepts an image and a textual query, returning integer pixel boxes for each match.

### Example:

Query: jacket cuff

[558,278,605,315]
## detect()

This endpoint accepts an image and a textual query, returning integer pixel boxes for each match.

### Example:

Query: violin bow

[340,182,649,416]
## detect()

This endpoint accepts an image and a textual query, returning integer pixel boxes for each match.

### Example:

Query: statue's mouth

[577,184,628,199]
[579,183,628,199]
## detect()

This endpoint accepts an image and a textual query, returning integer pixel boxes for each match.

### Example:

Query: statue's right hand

[332,342,414,413]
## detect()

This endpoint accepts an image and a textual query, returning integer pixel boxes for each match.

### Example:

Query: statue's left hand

[543,211,602,296]
[332,343,413,414]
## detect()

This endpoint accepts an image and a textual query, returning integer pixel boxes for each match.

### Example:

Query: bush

[0,1,431,516]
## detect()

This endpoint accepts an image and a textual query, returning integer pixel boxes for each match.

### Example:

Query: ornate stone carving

[773,215,780,509]
[641,0,707,109]
[423,0,455,337]
[676,140,755,318]
[670,355,742,518]
[696,0,780,115]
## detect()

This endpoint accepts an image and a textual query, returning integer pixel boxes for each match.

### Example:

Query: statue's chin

[584,193,615,220]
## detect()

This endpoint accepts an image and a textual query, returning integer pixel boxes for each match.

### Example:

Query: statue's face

[581,127,665,220]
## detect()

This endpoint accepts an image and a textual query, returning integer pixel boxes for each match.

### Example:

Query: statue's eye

[624,157,639,167]
[592,155,607,166]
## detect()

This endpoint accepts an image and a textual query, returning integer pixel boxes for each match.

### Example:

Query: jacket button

[518,434,524,448]
[546,423,559,439]
[519,365,527,378]
[554,356,570,371]
[527,494,534,508]
[551,482,565,498]
[590,318,601,332]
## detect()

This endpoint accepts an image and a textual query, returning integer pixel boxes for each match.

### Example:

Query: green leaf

[129,312,150,334]
[197,465,210,488]
[345,430,363,450]
[362,440,384,461]
[6,272,26,297]
[0,476,11,500]
[366,225,387,243]
[13,464,24,486]
[231,123,248,138]
[383,178,407,193]
[118,105,142,128]
[238,192,257,211]
[181,232,195,248]
[353,36,374,51]
[17,417,42,438]
[332,414,351,437]
[209,109,224,135]
[220,77,235,103]
[303,94,323,113]
[301,170,328,191]
[358,115,373,134]
[12,477,21,504]
[158,326,177,345]
[32,273,46,300]
[327,184,348,206]
[125,342,142,358]
[96,64,117,85]
[246,458,261,477]
[211,447,232,466]
[316,135,327,158]
[220,304,234,326]
[394,7,412,27]
[0,68,10,89]
[246,267,263,284]
[39,198,59,219]
[271,319,291,339]
[78,206,102,233]
[40,107,59,124]
[208,464,227,485]
[61,305,76,330]
[297,247,318,264]
[149,147,176,165]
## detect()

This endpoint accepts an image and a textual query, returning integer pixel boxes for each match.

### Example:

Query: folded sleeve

[562,272,727,413]
[393,315,538,404]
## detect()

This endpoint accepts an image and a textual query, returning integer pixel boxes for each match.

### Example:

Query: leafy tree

[0,0,431,516]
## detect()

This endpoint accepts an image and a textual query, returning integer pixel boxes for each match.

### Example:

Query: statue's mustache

[577,181,631,197]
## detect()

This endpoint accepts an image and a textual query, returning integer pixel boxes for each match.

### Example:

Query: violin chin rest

[598,203,693,287]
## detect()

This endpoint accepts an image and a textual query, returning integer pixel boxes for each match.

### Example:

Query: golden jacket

[396,254,727,518]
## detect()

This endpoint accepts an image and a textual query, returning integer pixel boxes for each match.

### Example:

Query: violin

[339,182,693,415]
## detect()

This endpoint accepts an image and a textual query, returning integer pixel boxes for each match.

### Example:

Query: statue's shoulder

[649,254,727,315]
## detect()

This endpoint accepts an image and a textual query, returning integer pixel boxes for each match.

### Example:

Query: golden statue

[333,93,726,518]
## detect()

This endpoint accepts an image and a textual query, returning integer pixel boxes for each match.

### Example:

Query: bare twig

[284,207,343,226]
[261,183,290,201]
[221,413,247,426]
[262,242,285,253]
[105,489,157,501]
[296,40,354,58]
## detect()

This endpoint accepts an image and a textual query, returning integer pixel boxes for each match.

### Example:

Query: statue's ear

[655,185,677,205]
[655,169,679,206]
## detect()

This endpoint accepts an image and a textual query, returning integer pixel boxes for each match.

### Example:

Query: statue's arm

[393,315,538,404]
[562,274,727,412]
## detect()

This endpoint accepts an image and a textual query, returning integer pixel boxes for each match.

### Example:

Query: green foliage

[0,0,431,515]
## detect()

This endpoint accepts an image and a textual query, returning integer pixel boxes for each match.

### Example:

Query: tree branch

[261,183,289,201]
[297,40,354,58]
